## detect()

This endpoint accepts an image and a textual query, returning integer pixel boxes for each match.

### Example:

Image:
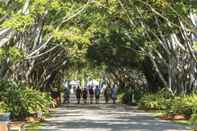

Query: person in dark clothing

[89,86,94,104]
[76,86,82,104]
[82,87,88,104]
[95,86,100,104]
[111,84,117,104]
[104,86,111,104]
[64,87,70,104]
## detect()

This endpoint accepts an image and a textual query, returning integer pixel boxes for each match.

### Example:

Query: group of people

[64,85,117,104]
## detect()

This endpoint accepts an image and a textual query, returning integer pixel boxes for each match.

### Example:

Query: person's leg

[68,96,70,103]
[92,96,94,104]
[83,98,86,104]
[97,96,99,104]
[63,97,66,104]
[96,97,99,104]
[77,98,80,104]
[90,96,93,104]
[113,98,116,104]
[105,97,108,104]
[65,96,69,104]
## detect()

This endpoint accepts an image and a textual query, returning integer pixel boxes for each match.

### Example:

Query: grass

[152,111,165,117]
[25,122,43,131]
[172,120,197,131]
[24,111,52,131]
[172,120,191,126]
[44,111,52,118]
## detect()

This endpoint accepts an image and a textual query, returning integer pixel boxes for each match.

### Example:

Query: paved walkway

[28,104,191,131]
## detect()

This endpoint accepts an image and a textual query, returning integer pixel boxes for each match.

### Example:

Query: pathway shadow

[33,104,191,131]
[41,113,190,131]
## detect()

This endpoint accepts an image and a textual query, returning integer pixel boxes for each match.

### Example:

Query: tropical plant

[168,94,197,116]
[138,94,167,110]
[0,80,53,119]
[138,90,173,110]
[190,114,197,125]
[0,101,8,113]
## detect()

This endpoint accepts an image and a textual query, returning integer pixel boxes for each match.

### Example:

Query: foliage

[117,90,137,105]
[0,47,24,63]
[117,91,126,104]
[0,48,6,61]
[0,80,53,119]
[167,94,197,116]
[65,63,106,84]
[168,97,193,116]
[0,101,8,113]
[139,92,197,116]
[2,13,34,31]
[8,47,24,62]
[25,122,43,130]
[138,93,167,110]
[0,0,195,120]
[190,114,197,125]
[138,90,173,110]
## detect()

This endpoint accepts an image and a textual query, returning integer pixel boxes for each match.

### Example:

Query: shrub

[118,91,133,105]
[138,90,172,110]
[138,94,167,110]
[190,114,197,125]
[19,88,52,113]
[139,92,197,116]
[6,88,52,119]
[117,88,144,105]
[0,101,8,113]
[184,94,197,114]
[117,92,126,103]
[167,94,197,116]
[0,80,53,119]
[168,97,193,116]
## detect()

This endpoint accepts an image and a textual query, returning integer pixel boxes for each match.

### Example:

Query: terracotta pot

[173,114,190,120]
[160,114,190,120]
[0,122,8,131]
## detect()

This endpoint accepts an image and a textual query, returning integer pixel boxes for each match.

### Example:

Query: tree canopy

[0,0,196,95]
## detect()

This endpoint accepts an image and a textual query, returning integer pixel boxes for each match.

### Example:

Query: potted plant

[0,102,10,122]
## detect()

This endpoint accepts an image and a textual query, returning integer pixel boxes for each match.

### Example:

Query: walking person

[82,87,88,104]
[104,86,110,104]
[64,87,70,104]
[76,86,82,104]
[95,86,100,104]
[111,84,117,104]
[89,86,94,104]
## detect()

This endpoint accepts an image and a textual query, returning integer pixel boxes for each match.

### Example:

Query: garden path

[26,103,192,131]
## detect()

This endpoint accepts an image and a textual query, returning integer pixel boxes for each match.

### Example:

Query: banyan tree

[0,0,196,95]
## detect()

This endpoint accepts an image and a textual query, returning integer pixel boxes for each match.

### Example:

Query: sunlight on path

[26,104,191,131]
